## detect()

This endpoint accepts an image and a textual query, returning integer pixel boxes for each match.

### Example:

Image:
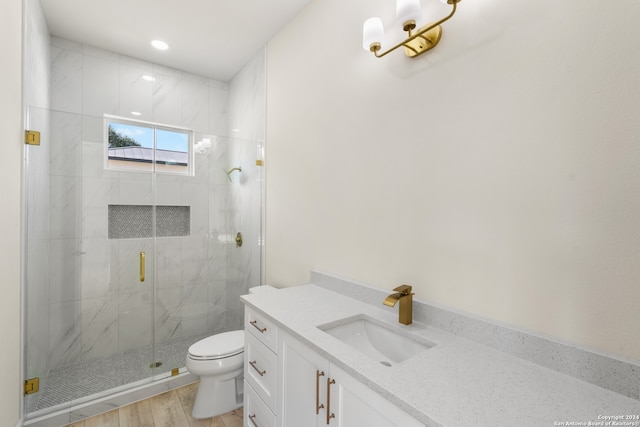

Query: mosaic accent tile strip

[156,206,190,237]
[108,205,153,239]
[108,205,190,239]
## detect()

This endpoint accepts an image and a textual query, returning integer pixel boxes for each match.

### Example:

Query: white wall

[0,0,23,423]
[265,0,640,361]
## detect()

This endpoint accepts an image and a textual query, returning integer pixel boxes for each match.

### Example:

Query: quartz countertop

[241,284,640,427]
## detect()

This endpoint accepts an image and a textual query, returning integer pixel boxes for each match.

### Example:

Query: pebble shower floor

[26,334,208,414]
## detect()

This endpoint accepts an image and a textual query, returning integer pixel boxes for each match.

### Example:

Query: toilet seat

[188,330,244,361]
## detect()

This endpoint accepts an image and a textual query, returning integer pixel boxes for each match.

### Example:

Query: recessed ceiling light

[151,40,169,50]
[142,74,155,82]
[131,111,142,116]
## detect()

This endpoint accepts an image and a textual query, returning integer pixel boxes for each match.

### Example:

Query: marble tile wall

[225,48,267,326]
[44,133,232,370]
[49,36,229,135]
[37,37,240,372]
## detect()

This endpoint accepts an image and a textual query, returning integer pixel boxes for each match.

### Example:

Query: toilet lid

[188,330,244,358]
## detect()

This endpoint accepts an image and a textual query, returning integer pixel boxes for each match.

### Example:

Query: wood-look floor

[64,382,243,427]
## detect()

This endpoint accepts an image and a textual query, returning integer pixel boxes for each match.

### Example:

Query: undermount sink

[318,315,434,366]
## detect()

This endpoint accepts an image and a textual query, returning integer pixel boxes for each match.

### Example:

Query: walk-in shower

[23,108,263,422]
[22,3,265,422]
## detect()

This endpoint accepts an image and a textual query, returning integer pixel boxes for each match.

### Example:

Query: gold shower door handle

[140,252,145,282]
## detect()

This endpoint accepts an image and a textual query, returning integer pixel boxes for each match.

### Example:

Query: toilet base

[192,375,243,419]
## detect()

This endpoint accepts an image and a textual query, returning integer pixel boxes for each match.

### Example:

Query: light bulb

[396,0,422,29]
[362,17,385,51]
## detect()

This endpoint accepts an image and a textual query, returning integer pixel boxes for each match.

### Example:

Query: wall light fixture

[363,0,461,58]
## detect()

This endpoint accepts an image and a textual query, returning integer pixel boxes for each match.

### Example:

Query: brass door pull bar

[248,414,259,427]
[316,370,325,414]
[326,378,336,425]
[249,360,266,376]
[139,252,145,282]
[250,320,267,333]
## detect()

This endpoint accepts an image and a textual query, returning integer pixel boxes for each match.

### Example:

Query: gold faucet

[383,284,414,325]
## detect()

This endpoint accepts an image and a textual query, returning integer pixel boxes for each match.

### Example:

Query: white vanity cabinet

[278,330,330,427]
[244,308,278,427]
[245,306,424,427]
[277,330,424,427]
[328,364,424,427]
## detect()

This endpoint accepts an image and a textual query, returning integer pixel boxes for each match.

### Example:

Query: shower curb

[23,372,198,427]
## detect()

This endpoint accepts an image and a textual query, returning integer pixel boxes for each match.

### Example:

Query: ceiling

[40,0,311,81]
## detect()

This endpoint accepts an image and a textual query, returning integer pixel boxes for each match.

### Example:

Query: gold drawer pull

[249,414,259,427]
[250,320,267,333]
[316,370,325,414]
[249,360,266,376]
[326,378,336,424]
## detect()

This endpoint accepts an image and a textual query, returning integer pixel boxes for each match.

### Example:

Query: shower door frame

[21,107,164,420]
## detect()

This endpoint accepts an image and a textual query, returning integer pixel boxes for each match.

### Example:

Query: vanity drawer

[245,331,278,411]
[245,380,275,427]
[245,307,278,352]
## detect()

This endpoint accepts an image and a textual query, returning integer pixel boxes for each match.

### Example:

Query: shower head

[226,167,242,181]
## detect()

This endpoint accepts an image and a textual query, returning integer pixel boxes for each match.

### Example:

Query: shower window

[105,116,193,175]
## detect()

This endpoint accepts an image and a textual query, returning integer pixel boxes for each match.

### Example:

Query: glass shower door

[23,107,157,417]
[152,131,220,374]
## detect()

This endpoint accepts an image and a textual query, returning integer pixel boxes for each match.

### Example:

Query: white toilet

[186,330,245,419]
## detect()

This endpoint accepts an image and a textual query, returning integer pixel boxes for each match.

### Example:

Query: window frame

[104,115,194,176]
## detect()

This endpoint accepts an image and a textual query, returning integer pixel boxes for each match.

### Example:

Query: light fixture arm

[371,0,458,58]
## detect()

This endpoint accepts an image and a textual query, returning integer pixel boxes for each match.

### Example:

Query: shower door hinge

[171,368,180,376]
[25,130,41,146]
[24,377,39,395]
